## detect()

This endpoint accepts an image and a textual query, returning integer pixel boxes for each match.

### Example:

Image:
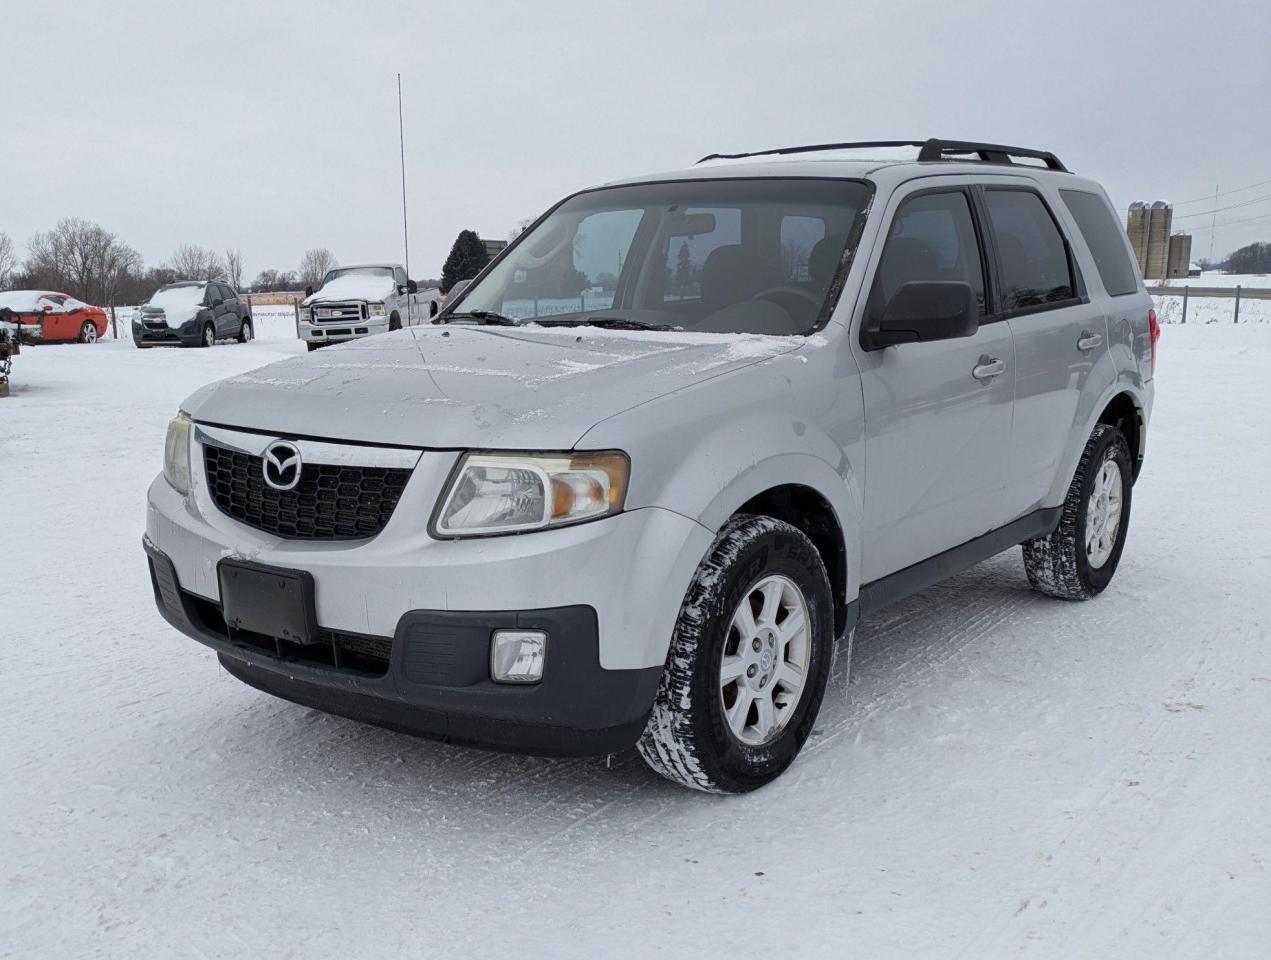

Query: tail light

[1148,308,1160,376]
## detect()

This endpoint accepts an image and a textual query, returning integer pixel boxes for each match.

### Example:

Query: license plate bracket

[217,559,319,645]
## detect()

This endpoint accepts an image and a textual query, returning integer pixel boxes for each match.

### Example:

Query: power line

[1173,192,1271,220]
[1173,176,1271,206]
[1188,208,1271,233]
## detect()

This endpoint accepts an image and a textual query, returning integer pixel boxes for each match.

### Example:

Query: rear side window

[983,190,1074,312]
[1060,190,1139,296]
[872,191,987,316]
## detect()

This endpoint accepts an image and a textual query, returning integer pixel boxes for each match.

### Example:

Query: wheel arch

[695,455,862,637]
[1095,390,1146,482]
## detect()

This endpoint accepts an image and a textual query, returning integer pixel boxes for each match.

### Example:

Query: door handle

[972,357,1005,381]
[1077,331,1103,351]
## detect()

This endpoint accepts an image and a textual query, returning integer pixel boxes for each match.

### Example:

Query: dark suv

[133,281,253,348]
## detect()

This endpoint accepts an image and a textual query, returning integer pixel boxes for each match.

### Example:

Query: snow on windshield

[148,285,205,309]
[325,267,393,282]
[0,291,53,311]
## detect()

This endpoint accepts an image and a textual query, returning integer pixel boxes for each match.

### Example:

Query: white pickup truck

[296,263,441,351]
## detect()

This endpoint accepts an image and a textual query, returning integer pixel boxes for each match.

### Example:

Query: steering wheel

[756,284,822,307]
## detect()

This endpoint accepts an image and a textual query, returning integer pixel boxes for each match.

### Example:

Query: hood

[303,274,395,305]
[141,303,200,325]
[183,325,803,449]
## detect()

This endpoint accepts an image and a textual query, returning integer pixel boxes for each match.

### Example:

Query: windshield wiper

[539,316,678,332]
[444,310,521,326]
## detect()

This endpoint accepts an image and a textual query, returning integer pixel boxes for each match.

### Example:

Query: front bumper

[144,536,661,755]
[132,319,200,346]
[298,318,388,344]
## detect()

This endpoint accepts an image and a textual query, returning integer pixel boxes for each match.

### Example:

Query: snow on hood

[303,273,396,305]
[183,325,807,449]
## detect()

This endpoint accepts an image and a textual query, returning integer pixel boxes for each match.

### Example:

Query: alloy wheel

[1085,458,1123,568]
[719,574,811,746]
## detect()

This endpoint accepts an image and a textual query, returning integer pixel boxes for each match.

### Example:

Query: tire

[389,312,401,332]
[78,321,98,344]
[637,515,834,794]
[200,323,215,348]
[1022,423,1132,600]
[238,319,253,343]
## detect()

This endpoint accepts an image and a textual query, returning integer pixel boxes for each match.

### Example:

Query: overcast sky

[4,0,1269,283]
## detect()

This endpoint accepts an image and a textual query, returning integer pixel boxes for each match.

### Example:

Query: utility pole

[397,74,410,280]
[1208,183,1218,262]
[396,72,411,325]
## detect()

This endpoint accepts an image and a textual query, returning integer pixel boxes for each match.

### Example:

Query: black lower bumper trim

[144,535,661,757]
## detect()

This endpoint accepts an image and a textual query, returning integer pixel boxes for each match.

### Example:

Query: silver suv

[144,139,1158,793]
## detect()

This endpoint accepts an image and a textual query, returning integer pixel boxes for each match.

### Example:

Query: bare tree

[224,249,244,290]
[0,232,16,288]
[167,244,226,281]
[508,217,536,241]
[299,248,337,289]
[25,218,142,305]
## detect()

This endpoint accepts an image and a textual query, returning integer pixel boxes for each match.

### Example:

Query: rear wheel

[200,323,215,348]
[638,515,834,793]
[238,319,253,343]
[1022,423,1132,600]
[78,321,98,344]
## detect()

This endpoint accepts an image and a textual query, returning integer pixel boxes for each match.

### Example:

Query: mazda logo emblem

[262,441,303,491]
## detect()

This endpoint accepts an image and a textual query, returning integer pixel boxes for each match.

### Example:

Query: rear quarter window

[1060,189,1140,297]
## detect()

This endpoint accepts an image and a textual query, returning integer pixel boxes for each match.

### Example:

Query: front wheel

[388,312,401,332]
[200,323,215,348]
[1022,423,1132,600]
[78,321,98,344]
[638,515,834,794]
[238,319,253,343]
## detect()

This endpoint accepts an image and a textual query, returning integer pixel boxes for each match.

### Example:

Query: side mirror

[43,304,54,313]
[864,281,977,349]
[305,285,314,297]
[407,279,418,295]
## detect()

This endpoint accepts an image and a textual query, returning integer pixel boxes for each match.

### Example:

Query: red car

[0,290,109,344]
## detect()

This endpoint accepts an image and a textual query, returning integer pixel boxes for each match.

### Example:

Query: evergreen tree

[441,230,491,293]
[675,241,694,292]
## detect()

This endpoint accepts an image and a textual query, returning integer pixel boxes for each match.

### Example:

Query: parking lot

[3,324,1269,958]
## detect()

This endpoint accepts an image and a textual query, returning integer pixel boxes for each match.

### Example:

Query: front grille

[203,443,411,540]
[314,302,365,323]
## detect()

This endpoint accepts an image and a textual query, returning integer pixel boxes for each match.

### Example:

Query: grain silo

[1126,202,1150,275]
[1144,201,1173,280]
[1166,233,1193,279]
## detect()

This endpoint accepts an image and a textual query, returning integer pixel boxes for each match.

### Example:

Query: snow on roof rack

[697,138,1069,172]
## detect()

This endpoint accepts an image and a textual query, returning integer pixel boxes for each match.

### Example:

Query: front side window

[393,267,408,287]
[449,178,870,336]
[983,190,1075,311]
[870,191,986,318]
[1060,189,1139,297]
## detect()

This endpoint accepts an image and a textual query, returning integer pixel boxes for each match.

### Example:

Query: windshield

[450,178,870,335]
[149,284,205,309]
[324,266,393,284]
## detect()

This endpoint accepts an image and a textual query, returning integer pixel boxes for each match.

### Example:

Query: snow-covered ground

[3,326,1270,958]
[1155,271,1271,289]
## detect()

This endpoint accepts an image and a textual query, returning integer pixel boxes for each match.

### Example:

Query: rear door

[853,180,1015,582]
[980,185,1106,515]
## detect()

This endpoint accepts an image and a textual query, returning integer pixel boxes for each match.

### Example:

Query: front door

[853,183,1015,583]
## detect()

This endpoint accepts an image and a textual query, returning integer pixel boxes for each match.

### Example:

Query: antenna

[397,73,410,278]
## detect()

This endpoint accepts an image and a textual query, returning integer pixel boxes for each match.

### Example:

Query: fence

[1148,285,1271,324]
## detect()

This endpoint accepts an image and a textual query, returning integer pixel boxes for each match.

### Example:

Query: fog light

[491,630,547,684]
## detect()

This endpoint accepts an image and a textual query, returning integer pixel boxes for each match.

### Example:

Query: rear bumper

[144,536,662,756]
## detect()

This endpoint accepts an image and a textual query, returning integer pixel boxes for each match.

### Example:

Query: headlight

[433,451,629,537]
[163,412,193,494]
[297,306,310,322]
[367,302,386,317]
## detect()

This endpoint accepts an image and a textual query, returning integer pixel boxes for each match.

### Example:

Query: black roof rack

[696,138,1068,172]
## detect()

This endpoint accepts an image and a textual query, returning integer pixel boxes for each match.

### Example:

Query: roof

[603,139,1079,190]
